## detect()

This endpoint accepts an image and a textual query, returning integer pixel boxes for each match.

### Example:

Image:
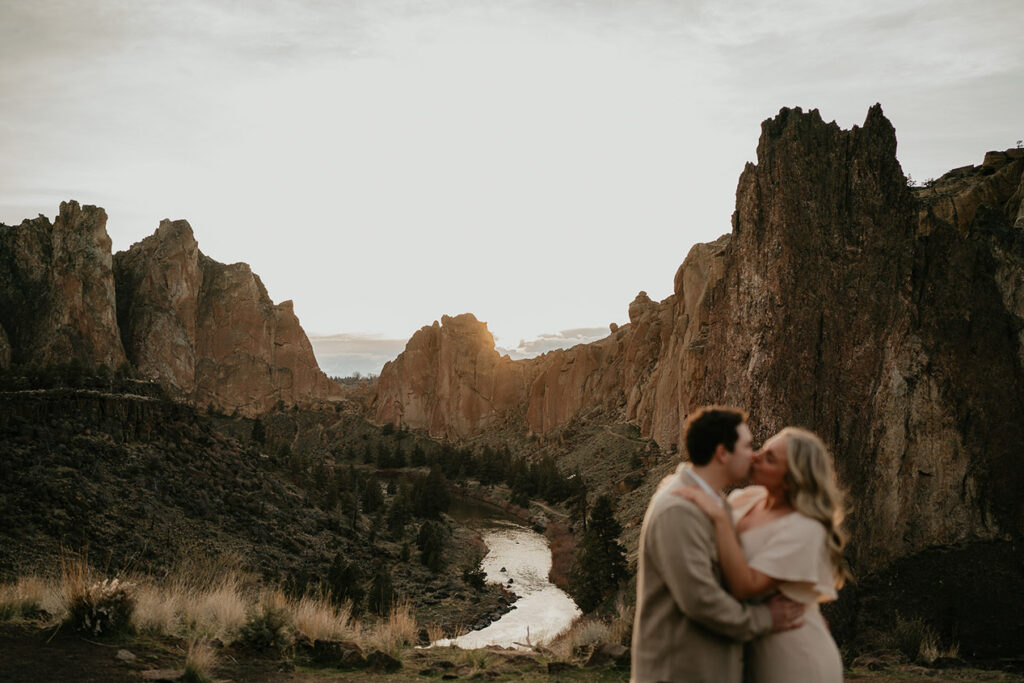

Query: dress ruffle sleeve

[746,514,838,604]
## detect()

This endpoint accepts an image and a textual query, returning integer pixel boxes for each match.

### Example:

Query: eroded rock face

[114,220,202,393]
[375,314,536,439]
[373,107,1024,578]
[115,224,339,415]
[1,202,337,415]
[0,324,10,369]
[0,201,126,369]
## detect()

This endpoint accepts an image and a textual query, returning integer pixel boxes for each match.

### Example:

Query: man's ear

[712,443,729,464]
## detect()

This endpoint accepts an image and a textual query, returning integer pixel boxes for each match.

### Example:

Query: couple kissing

[631,406,849,683]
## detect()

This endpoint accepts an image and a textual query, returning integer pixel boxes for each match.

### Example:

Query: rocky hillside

[373,106,1024,656]
[0,204,338,415]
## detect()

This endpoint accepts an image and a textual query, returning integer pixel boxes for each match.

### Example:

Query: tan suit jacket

[631,465,772,683]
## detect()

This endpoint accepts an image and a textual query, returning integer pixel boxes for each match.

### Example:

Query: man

[631,406,803,683]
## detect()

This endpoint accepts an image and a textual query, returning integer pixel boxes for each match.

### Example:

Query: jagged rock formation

[373,107,1024,653]
[0,204,338,415]
[375,314,536,439]
[114,221,339,414]
[0,201,127,369]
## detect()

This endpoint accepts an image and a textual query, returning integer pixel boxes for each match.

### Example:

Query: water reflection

[434,518,580,649]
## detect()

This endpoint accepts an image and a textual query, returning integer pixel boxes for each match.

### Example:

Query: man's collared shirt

[686,468,726,508]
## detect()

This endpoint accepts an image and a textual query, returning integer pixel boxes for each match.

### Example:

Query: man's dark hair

[684,406,748,466]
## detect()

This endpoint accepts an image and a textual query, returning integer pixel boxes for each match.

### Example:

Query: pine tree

[568,494,628,612]
[361,475,384,513]
[412,466,450,519]
[416,520,447,573]
[568,472,589,531]
[327,555,365,613]
[368,562,396,616]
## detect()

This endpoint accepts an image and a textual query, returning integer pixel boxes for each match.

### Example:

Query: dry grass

[12,550,440,660]
[887,614,961,665]
[607,595,633,646]
[132,581,181,634]
[365,601,417,657]
[0,576,62,621]
[182,638,218,683]
[180,578,248,640]
[425,623,446,644]
[458,646,494,673]
[290,593,358,642]
[130,574,247,640]
[58,551,92,614]
[548,616,611,659]
[59,552,136,636]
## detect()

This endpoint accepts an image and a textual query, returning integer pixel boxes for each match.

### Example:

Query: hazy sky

[2,1,1022,374]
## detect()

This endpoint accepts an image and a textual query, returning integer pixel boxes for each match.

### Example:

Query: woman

[676,426,849,683]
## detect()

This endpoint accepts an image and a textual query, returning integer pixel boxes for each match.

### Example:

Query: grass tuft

[366,600,416,657]
[290,593,357,642]
[0,576,59,621]
[888,614,960,665]
[182,637,218,683]
[548,616,611,659]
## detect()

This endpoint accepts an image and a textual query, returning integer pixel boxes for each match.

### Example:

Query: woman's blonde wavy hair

[778,427,851,589]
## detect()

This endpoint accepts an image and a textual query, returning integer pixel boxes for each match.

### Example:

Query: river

[433,497,581,649]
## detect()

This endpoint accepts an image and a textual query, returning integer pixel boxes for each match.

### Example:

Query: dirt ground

[1,621,1020,682]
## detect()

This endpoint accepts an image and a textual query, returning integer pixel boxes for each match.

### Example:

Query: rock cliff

[373,106,1024,582]
[375,314,537,439]
[0,201,127,369]
[1,204,338,415]
[114,220,340,415]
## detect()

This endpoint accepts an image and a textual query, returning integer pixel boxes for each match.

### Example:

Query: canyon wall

[0,202,127,370]
[373,106,1024,578]
[114,220,339,414]
[0,203,338,415]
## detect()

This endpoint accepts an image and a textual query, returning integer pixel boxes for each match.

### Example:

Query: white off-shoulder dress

[727,486,843,683]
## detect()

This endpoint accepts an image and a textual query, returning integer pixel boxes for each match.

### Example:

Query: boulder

[583,642,629,668]
[309,639,366,669]
[366,649,402,672]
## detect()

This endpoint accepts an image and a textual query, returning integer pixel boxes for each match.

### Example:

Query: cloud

[497,327,610,359]
[311,325,613,377]
[309,333,407,378]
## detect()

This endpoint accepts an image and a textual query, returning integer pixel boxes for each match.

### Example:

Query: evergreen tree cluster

[568,494,629,613]
[251,420,588,619]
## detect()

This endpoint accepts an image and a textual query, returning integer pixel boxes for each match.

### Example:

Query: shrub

[461,551,487,591]
[548,617,610,660]
[65,578,136,637]
[236,596,294,653]
[327,556,365,612]
[890,614,939,663]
